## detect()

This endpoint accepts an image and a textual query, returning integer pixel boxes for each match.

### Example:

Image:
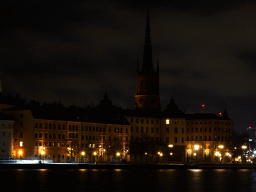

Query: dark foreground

[1,163,256,169]
[1,168,256,192]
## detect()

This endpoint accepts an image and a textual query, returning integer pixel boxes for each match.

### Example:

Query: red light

[202,104,205,108]
[218,112,222,116]
[249,126,252,129]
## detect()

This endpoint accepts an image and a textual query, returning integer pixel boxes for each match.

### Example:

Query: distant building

[0,113,15,158]
[3,95,130,163]
[185,109,233,163]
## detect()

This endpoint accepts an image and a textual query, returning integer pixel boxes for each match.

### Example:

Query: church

[123,11,233,164]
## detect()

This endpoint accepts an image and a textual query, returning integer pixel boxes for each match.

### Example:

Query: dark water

[2,168,256,192]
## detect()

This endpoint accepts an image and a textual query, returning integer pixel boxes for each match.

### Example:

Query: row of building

[0,93,233,163]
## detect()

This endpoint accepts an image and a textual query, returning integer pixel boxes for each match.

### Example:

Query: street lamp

[41,150,45,163]
[81,151,85,163]
[93,152,97,164]
[158,152,163,164]
[242,145,247,163]
[19,151,22,160]
[145,152,148,164]
[168,144,173,164]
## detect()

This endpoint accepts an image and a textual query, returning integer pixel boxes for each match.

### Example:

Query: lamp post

[19,151,22,160]
[158,152,163,164]
[242,145,247,163]
[116,152,120,163]
[168,144,173,164]
[218,145,224,163]
[93,152,97,164]
[145,152,147,164]
[41,150,45,164]
[81,151,85,163]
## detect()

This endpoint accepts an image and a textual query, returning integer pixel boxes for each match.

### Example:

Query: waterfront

[2,168,256,192]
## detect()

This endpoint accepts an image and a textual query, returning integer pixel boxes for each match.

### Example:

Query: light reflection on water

[189,169,202,172]
[38,169,47,172]
[2,169,256,192]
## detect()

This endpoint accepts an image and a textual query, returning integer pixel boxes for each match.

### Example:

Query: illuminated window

[20,141,23,147]
[166,119,169,124]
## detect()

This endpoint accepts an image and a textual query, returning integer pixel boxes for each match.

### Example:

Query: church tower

[134,11,161,111]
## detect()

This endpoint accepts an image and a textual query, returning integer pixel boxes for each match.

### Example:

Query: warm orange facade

[185,118,233,163]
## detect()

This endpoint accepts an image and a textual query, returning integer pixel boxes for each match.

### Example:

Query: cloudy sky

[1,0,256,133]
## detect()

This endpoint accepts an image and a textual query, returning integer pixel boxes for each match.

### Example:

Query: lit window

[20,141,23,147]
[166,119,169,124]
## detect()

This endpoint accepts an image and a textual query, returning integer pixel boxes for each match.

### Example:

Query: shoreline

[1,163,256,169]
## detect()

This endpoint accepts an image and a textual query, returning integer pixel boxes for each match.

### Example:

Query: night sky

[1,0,256,134]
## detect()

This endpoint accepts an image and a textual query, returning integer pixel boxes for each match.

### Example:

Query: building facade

[0,113,15,158]
[185,112,233,163]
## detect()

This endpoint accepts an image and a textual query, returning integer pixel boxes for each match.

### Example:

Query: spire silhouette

[142,10,154,73]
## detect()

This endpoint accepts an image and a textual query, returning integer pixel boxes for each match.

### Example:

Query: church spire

[142,10,154,73]
[223,104,229,119]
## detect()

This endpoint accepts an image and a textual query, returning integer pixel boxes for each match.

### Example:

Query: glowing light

[170,153,173,155]
[93,152,97,156]
[202,104,205,108]
[215,152,219,156]
[242,145,247,149]
[116,152,120,156]
[193,153,197,156]
[194,145,200,150]
[166,119,170,124]
[218,112,222,116]
[168,144,173,148]
[218,145,224,149]
[81,152,85,156]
